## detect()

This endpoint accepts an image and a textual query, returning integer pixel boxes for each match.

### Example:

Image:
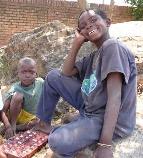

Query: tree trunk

[78,0,87,10]
[109,0,115,20]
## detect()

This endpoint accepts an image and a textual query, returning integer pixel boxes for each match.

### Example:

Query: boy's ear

[77,27,81,33]
[106,18,111,27]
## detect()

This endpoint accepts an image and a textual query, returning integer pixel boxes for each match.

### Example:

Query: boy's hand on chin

[73,29,87,46]
[94,146,113,158]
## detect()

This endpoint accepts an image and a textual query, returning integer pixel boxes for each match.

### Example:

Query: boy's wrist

[97,142,112,148]
[71,43,81,53]
[99,139,112,144]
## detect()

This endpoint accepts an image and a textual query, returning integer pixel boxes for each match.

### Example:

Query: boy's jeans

[36,69,104,157]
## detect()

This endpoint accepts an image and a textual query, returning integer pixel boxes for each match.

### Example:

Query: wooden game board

[1,130,48,158]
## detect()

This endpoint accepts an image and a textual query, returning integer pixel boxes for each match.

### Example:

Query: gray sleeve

[75,58,85,74]
[101,43,130,84]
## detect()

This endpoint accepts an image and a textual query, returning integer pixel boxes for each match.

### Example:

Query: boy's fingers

[5,128,14,139]
[76,27,80,33]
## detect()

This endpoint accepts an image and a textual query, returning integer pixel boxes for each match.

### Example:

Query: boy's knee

[48,132,61,153]
[46,69,61,83]
[48,130,74,156]
[11,92,23,104]
[49,131,69,155]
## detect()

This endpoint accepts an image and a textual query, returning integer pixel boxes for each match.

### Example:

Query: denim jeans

[36,69,104,157]
[37,69,84,122]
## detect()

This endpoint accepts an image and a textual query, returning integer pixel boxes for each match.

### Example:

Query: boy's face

[78,10,110,43]
[18,63,37,86]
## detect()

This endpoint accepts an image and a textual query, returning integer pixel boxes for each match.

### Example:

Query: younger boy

[3,57,44,138]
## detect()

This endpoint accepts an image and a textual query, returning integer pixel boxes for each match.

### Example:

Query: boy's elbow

[62,68,78,77]
[61,70,72,77]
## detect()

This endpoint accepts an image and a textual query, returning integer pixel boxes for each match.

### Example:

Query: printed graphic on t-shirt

[81,72,97,96]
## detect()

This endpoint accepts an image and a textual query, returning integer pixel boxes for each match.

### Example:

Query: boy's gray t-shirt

[75,39,137,137]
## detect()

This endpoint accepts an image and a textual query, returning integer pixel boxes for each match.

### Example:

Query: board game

[1,130,48,158]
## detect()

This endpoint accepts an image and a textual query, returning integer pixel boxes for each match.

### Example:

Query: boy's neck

[94,33,110,49]
[21,81,34,87]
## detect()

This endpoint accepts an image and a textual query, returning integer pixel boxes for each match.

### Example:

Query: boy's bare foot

[16,124,29,132]
[32,120,52,134]
[16,118,39,132]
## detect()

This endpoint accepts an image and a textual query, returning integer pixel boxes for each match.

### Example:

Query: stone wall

[0,0,134,47]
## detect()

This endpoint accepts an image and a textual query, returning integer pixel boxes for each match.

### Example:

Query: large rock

[0,21,143,85]
[0,20,94,85]
[0,21,73,84]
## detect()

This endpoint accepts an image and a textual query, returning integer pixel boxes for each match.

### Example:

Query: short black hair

[94,9,108,19]
[18,57,36,69]
[78,9,108,28]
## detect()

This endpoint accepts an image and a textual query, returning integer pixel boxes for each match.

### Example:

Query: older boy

[3,57,44,138]
[35,9,137,158]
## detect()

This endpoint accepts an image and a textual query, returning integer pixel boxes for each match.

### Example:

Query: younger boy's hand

[5,126,14,139]
[94,146,113,158]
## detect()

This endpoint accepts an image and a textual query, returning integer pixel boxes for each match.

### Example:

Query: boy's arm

[3,99,11,113]
[94,72,122,158]
[1,110,11,129]
[2,99,14,139]
[62,30,85,76]
[100,72,122,144]
[0,90,12,131]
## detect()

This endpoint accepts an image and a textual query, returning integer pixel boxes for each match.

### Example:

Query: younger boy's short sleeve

[4,84,16,101]
[101,41,130,84]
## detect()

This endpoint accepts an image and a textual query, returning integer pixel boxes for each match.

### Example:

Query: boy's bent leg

[3,92,23,139]
[36,69,83,133]
[9,92,23,134]
[48,115,103,157]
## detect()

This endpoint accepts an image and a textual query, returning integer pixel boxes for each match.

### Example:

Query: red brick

[0,0,134,46]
